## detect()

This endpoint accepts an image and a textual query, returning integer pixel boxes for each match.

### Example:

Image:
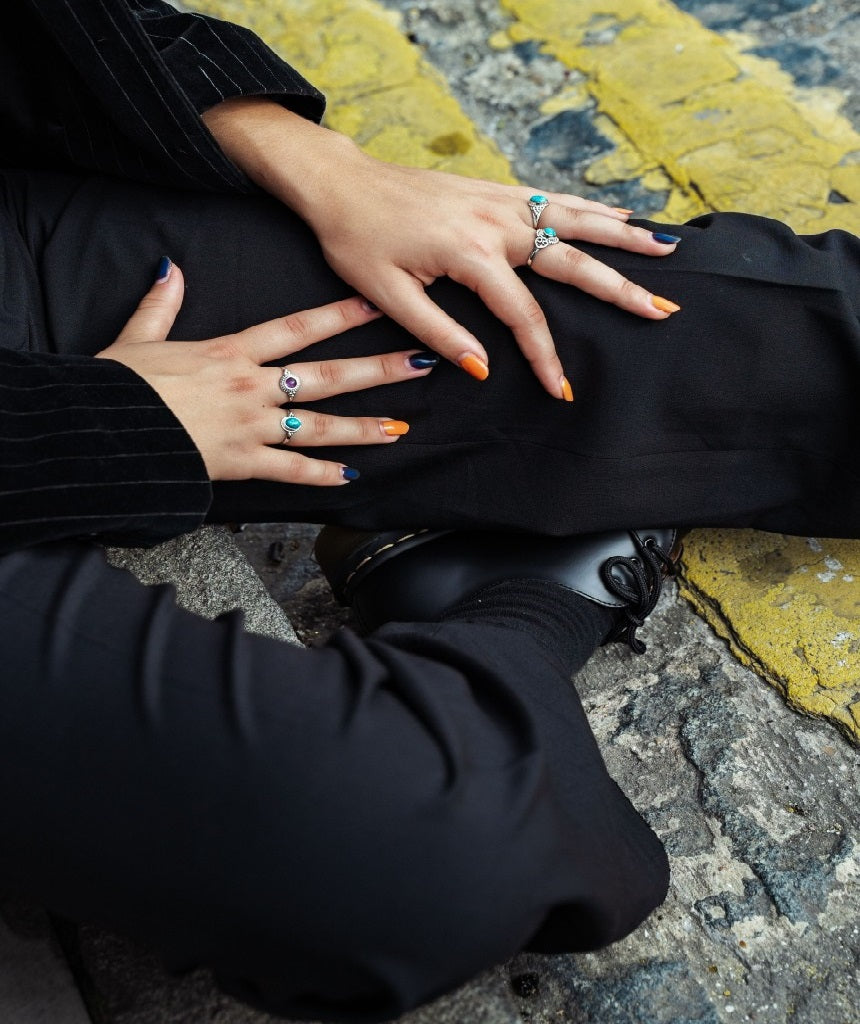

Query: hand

[96,260,434,486]
[203,99,682,399]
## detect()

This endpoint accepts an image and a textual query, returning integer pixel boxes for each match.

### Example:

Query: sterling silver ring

[279,368,301,402]
[280,413,303,444]
[527,227,559,267]
[527,194,549,228]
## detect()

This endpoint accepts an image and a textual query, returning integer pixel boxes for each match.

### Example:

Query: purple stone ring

[278,368,301,402]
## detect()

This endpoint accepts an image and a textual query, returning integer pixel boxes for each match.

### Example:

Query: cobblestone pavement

[2,2,858,1023]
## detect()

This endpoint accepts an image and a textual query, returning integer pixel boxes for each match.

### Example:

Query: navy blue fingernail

[341,467,361,481]
[652,232,681,244]
[360,298,380,313]
[408,351,440,369]
[155,256,172,283]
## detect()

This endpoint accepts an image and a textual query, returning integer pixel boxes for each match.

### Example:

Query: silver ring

[527,194,549,228]
[278,368,301,402]
[280,413,302,444]
[527,227,559,267]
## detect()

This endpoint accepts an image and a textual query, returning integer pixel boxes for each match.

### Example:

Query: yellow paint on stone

[187,0,515,180]
[681,532,860,743]
[498,0,860,233]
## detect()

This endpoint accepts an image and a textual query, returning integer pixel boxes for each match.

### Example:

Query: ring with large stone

[527,227,559,267]
[280,413,303,444]
[278,368,301,402]
[527,194,549,228]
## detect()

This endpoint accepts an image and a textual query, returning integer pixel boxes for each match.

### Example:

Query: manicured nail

[155,256,172,284]
[613,207,634,216]
[560,375,574,402]
[408,351,440,369]
[458,354,490,381]
[651,295,681,314]
[652,232,682,244]
[381,420,410,437]
[341,466,360,481]
[360,298,380,313]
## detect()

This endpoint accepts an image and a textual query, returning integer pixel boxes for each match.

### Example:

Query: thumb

[115,257,185,346]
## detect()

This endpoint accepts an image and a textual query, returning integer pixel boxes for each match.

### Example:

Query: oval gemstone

[530,194,547,204]
[543,227,557,237]
[285,376,298,389]
[284,416,302,431]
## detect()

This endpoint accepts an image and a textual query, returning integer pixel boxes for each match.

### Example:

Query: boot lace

[600,533,678,653]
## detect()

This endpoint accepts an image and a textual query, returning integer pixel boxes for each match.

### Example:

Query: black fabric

[0,540,665,1023]
[1,0,323,191]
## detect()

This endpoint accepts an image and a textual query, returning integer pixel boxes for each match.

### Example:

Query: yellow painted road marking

[681,532,860,744]
[498,0,860,233]
[188,0,515,180]
[188,0,859,741]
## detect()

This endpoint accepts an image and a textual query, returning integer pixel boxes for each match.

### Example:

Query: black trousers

[2,171,859,1022]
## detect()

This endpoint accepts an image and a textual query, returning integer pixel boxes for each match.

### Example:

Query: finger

[251,446,363,487]
[460,259,567,399]
[268,349,438,403]
[531,241,681,320]
[235,295,382,365]
[536,206,681,257]
[374,272,491,382]
[266,409,409,447]
[522,189,634,220]
[114,257,185,346]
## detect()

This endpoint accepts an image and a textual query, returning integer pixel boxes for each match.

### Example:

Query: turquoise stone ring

[527,194,550,228]
[280,413,303,443]
[527,227,560,267]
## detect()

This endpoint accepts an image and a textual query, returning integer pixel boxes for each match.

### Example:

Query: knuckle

[282,310,314,345]
[311,414,330,443]
[208,337,242,361]
[520,298,546,329]
[228,374,256,395]
[617,277,641,306]
[561,247,591,274]
[317,359,343,391]
[376,354,401,383]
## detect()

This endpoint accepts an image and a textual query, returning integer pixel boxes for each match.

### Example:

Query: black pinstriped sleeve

[0,349,211,555]
[0,0,325,192]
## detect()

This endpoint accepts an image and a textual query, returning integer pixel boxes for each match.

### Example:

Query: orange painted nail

[613,207,634,216]
[560,375,574,402]
[381,420,410,436]
[651,295,681,314]
[458,354,490,381]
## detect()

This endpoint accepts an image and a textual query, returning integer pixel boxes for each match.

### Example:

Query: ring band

[280,413,303,444]
[527,227,559,267]
[527,194,549,228]
[279,368,301,402]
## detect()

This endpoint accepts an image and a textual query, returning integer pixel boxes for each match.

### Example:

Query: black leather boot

[314,526,681,652]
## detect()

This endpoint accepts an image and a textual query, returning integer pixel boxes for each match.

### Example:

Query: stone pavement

[2,1,858,1022]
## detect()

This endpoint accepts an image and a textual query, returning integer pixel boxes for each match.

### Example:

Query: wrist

[202,98,365,223]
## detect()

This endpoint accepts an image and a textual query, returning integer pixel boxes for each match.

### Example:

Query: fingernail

[381,420,410,437]
[341,466,360,481]
[560,375,574,402]
[613,207,634,216]
[652,232,682,244]
[458,354,490,381]
[155,256,172,284]
[652,294,681,314]
[408,351,439,370]
[360,298,380,313]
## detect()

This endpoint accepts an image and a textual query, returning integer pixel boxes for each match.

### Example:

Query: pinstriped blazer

[0,0,326,553]
[2,0,324,192]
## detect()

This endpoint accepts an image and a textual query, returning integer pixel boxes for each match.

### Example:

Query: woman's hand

[95,260,434,486]
[203,98,682,400]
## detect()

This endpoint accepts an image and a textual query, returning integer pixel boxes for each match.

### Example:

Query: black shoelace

[600,534,678,653]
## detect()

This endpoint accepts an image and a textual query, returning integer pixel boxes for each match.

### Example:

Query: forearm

[202,97,363,221]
